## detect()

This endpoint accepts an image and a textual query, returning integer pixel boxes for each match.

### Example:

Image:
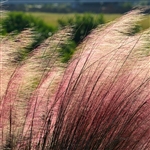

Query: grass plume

[0,9,150,149]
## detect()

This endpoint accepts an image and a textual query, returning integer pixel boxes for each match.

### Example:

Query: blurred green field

[139,15,150,30]
[1,12,149,31]
[26,12,150,31]
[26,12,121,27]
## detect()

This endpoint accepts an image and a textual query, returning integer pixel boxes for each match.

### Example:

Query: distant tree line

[4,2,149,14]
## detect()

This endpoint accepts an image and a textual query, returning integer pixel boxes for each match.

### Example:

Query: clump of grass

[0,26,74,149]
[58,40,76,63]
[1,11,56,61]
[49,65,150,150]
[47,12,150,148]
[1,11,55,35]
[1,9,150,150]
[57,13,105,63]
[58,13,105,44]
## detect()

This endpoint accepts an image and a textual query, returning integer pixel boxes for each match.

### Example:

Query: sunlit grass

[26,12,122,27]
[2,11,149,31]
[25,12,150,31]
[26,12,76,27]
[139,15,150,30]
[1,9,150,149]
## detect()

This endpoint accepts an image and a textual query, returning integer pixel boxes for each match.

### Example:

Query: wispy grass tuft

[0,9,150,150]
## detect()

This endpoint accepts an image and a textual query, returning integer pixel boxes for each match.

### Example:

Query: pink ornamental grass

[48,10,150,150]
[1,9,150,150]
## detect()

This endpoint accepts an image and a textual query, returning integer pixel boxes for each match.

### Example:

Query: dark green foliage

[59,41,76,63]
[58,13,105,62]
[2,11,55,34]
[58,13,105,44]
[1,12,29,33]
[1,12,105,63]
[126,24,142,36]
[1,11,55,51]
[131,24,142,35]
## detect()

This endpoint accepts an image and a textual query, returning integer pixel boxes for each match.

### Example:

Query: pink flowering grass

[49,51,150,150]
[0,9,150,149]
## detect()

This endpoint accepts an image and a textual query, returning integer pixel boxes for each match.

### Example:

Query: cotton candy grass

[0,9,150,150]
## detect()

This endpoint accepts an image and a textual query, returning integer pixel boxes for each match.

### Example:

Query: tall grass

[0,9,150,149]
